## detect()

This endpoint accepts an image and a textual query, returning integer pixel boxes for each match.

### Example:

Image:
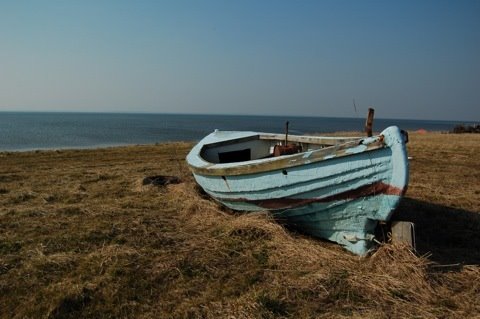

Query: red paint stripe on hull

[219,181,405,210]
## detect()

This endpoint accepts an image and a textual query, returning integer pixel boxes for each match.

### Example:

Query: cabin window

[218,148,251,163]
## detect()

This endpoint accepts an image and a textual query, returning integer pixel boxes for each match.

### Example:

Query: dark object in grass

[143,175,182,186]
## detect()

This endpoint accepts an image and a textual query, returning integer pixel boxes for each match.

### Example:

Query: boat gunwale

[190,134,386,176]
[200,133,362,150]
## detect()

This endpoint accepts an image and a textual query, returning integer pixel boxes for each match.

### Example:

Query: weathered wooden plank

[391,221,416,250]
[259,133,360,146]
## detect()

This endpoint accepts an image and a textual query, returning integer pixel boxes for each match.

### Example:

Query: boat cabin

[200,133,359,164]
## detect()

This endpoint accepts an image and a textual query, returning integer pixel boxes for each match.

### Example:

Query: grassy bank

[1,133,479,318]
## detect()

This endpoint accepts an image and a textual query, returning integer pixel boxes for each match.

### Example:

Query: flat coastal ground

[1,132,479,318]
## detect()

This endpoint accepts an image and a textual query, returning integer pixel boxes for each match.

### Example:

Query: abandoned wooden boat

[186,126,409,255]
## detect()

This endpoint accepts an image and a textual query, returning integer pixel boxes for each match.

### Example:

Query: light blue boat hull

[187,126,409,255]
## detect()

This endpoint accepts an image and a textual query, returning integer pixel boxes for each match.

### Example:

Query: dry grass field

[1,132,479,318]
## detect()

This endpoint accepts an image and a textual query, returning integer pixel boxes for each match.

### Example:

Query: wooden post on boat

[365,108,375,137]
[285,121,289,145]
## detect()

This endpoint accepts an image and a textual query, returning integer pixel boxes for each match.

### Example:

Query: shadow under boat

[272,197,480,266]
[194,175,480,265]
[392,198,480,266]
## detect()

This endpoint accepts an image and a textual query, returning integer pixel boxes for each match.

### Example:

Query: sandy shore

[1,133,479,318]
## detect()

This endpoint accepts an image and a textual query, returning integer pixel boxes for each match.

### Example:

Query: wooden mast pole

[365,108,375,137]
[285,121,289,145]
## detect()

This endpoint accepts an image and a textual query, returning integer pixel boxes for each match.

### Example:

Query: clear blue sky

[1,0,479,121]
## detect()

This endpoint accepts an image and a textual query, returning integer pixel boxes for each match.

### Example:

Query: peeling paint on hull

[186,126,409,255]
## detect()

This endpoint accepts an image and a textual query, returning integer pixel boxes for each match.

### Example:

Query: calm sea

[0,112,464,151]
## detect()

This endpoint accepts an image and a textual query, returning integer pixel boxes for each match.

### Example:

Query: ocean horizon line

[0,110,475,124]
